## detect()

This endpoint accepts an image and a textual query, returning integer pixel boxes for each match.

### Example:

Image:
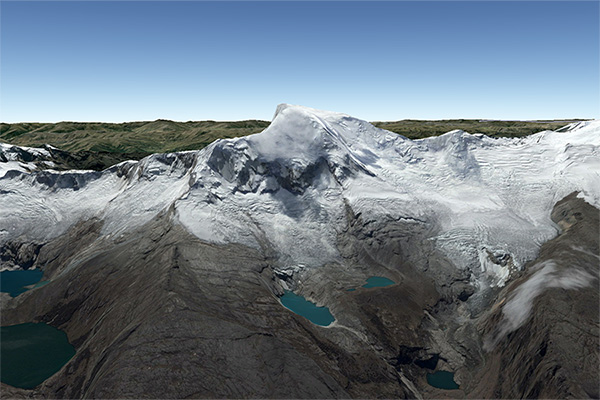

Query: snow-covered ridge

[0,142,56,177]
[1,105,599,287]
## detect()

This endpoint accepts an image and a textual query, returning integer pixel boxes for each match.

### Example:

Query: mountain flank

[1,105,597,398]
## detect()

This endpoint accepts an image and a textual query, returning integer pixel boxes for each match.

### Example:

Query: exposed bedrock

[2,209,420,398]
[466,192,599,399]
[206,137,368,196]
[1,193,598,399]
[334,200,474,303]
[0,142,151,172]
[0,241,42,270]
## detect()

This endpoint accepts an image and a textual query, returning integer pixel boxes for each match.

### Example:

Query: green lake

[362,276,395,288]
[426,370,459,390]
[0,269,44,297]
[280,290,335,326]
[1,323,76,389]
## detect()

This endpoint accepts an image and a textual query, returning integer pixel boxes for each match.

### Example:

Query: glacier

[1,104,599,289]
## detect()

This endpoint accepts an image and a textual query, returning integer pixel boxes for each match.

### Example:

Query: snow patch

[485,260,593,349]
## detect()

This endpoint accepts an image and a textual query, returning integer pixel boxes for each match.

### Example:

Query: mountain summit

[2,104,599,286]
[1,105,599,399]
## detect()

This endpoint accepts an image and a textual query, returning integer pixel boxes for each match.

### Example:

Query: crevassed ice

[1,105,599,288]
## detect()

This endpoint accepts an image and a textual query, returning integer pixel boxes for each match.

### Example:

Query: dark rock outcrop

[1,209,428,398]
[1,193,597,399]
[468,192,599,399]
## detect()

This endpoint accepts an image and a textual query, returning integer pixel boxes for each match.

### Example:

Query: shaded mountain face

[471,193,599,399]
[1,105,598,398]
[0,142,149,173]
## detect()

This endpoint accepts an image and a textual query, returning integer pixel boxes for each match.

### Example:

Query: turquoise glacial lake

[0,269,44,297]
[362,276,395,288]
[1,323,76,389]
[426,370,459,390]
[280,290,335,326]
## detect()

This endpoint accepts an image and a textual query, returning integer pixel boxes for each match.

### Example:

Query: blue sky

[1,1,598,122]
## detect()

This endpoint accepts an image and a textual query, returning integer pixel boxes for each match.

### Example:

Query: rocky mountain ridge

[1,105,598,398]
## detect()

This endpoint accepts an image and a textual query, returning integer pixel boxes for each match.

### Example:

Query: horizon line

[1,117,594,125]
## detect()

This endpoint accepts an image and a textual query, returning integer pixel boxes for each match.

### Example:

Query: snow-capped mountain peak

[1,106,599,290]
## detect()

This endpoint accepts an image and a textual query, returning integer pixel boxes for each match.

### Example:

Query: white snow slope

[1,104,599,287]
[0,143,55,178]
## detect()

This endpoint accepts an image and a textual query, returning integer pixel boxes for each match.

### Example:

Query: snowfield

[1,104,599,287]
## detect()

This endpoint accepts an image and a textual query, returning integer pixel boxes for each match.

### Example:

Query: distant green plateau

[0,118,585,171]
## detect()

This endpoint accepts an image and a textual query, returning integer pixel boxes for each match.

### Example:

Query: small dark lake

[1,322,76,389]
[362,276,395,288]
[426,370,459,390]
[280,290,335,326]
[0,269,44,297]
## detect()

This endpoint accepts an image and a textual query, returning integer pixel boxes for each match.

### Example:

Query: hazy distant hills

[0,119,270,155]
[373,119,586,139]
[0,118,585,171]
[0,120,271,170]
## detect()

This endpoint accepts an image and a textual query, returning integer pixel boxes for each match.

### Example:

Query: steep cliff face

[3,105,599,284]
[1,106,598,398]
[1,209,435,399]
[2,194,596,399]
[468,193,599,399]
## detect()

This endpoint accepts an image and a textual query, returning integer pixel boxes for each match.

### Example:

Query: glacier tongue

[1,105,599,287]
